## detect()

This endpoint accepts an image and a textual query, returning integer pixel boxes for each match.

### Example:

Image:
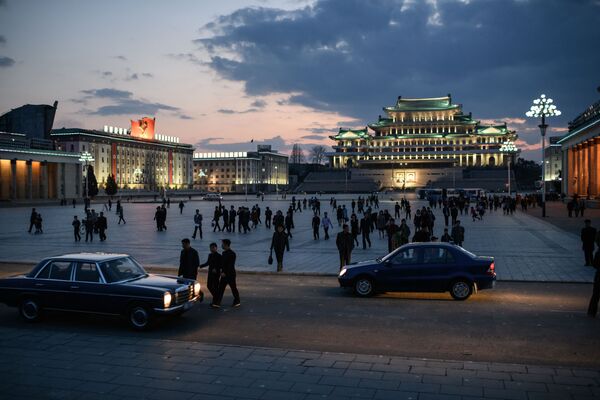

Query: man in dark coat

[229,206,237,232]
[581,219,597,266]
[265,207,273,229]
[451,220,465,247]
[214,239,240,308]
[199,242,222,303]
[336,224,354,270]
[72,216,81,242]
[178,238,200,280]
[96,212,108,241]
[360,214,371,249]
[386,219,399,253]
[312,213,320,240]
[154,206,163,231]
[588,250,600,318]
[273,210,284,229]
[271,225,290,272]
[84,213,95,242]
[28,208,37,233]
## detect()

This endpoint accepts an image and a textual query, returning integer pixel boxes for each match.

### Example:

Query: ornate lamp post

[499,140,518,195]
[78,151,95,199]
[525,94,561,217]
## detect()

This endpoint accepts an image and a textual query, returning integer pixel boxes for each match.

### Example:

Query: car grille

[174,286,193,306]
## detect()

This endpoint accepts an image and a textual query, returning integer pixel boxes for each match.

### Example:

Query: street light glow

[499,140,518,153]
[525,94,561,118]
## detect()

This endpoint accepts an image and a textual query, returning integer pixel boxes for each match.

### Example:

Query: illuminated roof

[384,95,460,112]
[330,128,372,140]
[475,123,510,135]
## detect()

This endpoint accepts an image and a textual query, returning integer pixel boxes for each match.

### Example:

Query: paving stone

[483,387,528,400]
[358,378,400,391]
[409,366,446,376]
[251,379,294,391]
[553,375,598,386]
[260,390,306,400]
[503,381,547,392]
[373,389,418,400]
[510,372,554,383]
[439,384,483,397]
[319,375,360,388]
[290,382,335,395]
[330,385,376,398]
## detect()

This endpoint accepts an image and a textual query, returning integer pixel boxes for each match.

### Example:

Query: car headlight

[193,282,201,296]
[339,268,347,277]
[163,292,172,308]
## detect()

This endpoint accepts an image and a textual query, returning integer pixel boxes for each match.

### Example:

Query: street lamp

[79,151,95,199]
[499,140,518,196]
[525,94,561,217]
[274,165,278,196]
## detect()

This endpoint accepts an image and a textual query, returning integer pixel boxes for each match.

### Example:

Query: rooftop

[46,253,131,262]
[383,95,460,112]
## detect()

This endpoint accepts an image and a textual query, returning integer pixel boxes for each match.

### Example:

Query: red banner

[130,117,155,140]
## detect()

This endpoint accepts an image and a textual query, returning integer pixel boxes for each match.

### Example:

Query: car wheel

[128,305,152,330]
[450,280,473,300]
[354,277,374,297]
[19,298,42,322]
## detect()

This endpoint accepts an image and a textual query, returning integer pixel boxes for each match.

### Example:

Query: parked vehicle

[338,243,495,300]
[203,193,223,201]
[0,253,203,330]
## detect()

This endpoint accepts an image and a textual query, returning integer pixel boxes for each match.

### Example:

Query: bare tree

[290,143,305,164]
[310,145,327,164]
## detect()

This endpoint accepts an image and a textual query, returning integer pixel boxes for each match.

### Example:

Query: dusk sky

[1,0,599,160]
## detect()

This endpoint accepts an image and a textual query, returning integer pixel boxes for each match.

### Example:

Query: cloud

[194,135,330,155]
[301,134,329,140]
[82,88,133,99]
[78,87,181,116]
[126,72,154,81]
[196,0,600,129]
[0,35,5,45]
[217,107,262,114]
[250,99,267,108]
[167,52,203,66]
[179,114,194,120]
[0,56,15,67]
[114,55,127,61]
[217,109,235,114]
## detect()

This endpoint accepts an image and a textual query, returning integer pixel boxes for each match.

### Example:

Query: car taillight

[487,262,495,275]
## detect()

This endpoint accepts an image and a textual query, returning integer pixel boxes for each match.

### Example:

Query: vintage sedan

[0,253,203,329]
[338,243,496,300]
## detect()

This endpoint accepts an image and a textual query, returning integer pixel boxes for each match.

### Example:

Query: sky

[0,0,599,161]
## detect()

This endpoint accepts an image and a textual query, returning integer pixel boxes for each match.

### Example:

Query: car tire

[450,279,473,301]
[353,277,375,297]
[19,297,42,322]
[128,304,152,330]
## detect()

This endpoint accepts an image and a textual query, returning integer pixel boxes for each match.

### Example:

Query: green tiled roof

[331,127,372,140]
[475,123,510,135]
[383,95,460,112]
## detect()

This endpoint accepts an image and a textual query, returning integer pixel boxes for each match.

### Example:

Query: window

[35,262,52,279]
[48,261,73,280]
[99,257,146,283]
[75,263,101,282]
[389,248,420,265]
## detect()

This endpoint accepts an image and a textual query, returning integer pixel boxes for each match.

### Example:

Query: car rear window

[48,262,73,280]
[75,263,101,283]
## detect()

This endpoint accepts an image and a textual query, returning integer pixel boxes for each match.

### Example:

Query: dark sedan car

[0,253,203,329]
[338,243,495,300]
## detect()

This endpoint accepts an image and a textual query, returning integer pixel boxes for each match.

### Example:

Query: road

[1,266,598,369]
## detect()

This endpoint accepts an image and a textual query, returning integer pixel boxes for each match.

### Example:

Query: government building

[193,145,288,193]
[328,95,519,189]
[51,117,194,191]
[559,92,600,199]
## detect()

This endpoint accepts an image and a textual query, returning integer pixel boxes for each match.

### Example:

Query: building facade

[559,95,600,199]
[193,145,288,193]
[328,95,518,188]
[544,136,562,182]
[0,132,82,200]
[51,118,194,191]
[0,102,58,140]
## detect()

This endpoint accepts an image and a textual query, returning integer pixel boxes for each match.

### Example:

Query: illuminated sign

[130,117,155,140]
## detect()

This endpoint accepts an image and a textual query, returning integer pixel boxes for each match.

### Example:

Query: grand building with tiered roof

[327,95,518,188]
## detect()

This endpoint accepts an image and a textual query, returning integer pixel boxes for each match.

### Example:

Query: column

[596,138,600,198]
[562,147,569,195]
[40,162,48,199]
[26,160,33,199]
[574,145,580,195]
[10,159,16,200]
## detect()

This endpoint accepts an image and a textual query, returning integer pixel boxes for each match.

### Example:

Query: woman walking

[270,225,290,272]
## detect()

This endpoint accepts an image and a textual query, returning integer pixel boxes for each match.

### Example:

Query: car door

[71,262,110,313]
[41,261,75,310]
[379,247,423,292]
[418,246,453,292]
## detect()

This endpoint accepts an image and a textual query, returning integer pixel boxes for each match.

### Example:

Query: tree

[290,143,305,164]
[104,174,118,196]
[86,165,99,197]
[310,145,327,164]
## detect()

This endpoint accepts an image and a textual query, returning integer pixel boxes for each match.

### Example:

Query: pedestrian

[451,220,465,247]
[160,205,168,230]
[336,224,354,270]
[322,212,333,240]
[270,224,290,272]
[199,242,222,304]
[72,198,76,208]
[229,206,237,232]
[178,238,200,280]
[360,213,371,249]
[34,213,43,234]
[312,213,321,240]
[443,204,450,226]
[284,211,294,238]
[350,214,360,247]
[72,216,81,242]
[179,200,185,214]
[587,249,600,318]
[386,218,398,253]
[154,206,163,231]
[108,198,112,211]
[441,228,452,243]
[192,209,203,239]
[84,213,94,242]
[28,208,37,233]
[213,239,240,308]
[117,206,126,224]
[581,219,597,266]
[265,207,272,229]
[97,212,107,241]
[213,206,222,232]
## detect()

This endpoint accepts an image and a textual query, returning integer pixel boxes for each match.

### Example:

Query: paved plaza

[1,326,599,400]
[0,194,595,282]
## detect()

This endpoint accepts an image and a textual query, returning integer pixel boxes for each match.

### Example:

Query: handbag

[268,249,273,265]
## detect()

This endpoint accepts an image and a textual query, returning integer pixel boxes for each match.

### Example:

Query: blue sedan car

[338,243,496,300]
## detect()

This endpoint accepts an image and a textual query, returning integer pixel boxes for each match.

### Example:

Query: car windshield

[99,257,147,283]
